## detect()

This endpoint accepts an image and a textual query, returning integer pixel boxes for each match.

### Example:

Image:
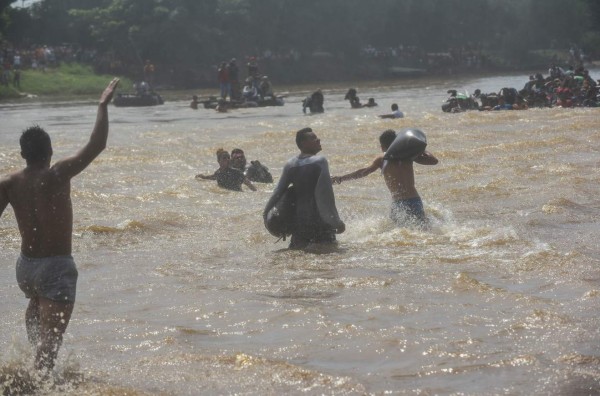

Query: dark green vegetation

[2,0,600,88]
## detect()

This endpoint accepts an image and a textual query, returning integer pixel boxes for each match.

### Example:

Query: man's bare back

[382,158,419,200]
[0,78,119,258]
[4,166,74,257]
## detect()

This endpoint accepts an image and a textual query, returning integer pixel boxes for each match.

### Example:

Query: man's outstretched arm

[331,156,383,184]
[53,78,120,179]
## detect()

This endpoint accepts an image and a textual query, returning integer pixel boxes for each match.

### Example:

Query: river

[1,71,599,395]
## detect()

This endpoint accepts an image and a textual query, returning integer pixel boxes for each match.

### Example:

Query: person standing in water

[0,78,120,371]
[190,95,200,109]
[264,127,345,250]
[331,129,438,227]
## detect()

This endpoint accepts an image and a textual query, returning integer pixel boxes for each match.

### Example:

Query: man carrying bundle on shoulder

[331,129,438,228]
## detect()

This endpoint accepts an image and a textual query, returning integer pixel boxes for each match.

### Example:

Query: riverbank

[0,63,132,101]
[0,64,536,105]
[1,54,594,104]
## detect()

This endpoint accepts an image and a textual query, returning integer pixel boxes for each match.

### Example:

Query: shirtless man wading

[0,78,119,371]
[332,129,438,227]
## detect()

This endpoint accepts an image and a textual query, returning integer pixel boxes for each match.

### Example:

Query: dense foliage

[2,0,600,87]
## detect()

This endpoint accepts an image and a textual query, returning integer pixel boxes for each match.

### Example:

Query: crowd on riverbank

[3,35,592,91]
[1,43,97,87]
[442,63,600,112]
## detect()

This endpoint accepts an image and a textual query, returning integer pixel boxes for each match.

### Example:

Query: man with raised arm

[0,78,120,371]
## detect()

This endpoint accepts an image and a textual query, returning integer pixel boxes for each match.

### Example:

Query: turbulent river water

[1,71,599,395]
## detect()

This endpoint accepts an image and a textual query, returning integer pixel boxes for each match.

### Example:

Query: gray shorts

[16,254,78,303]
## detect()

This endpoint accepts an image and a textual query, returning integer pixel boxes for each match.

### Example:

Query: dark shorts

[391,197,428,228]
[16,254,78,303]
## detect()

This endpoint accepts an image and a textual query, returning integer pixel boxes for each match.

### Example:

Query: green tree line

[2,0,600,87]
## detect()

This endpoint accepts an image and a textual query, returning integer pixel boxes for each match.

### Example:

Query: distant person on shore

[263,127,345,250]
[1,61,9,86]
[190,95,200,109]
[13,68,21,90]
[228,58,240,100]
[143,60,155,87]
[379,103,404,118]
[218,61,231,100]
[196,149,256,191]
[302,89,324,114]
[0,78,120,371]
[230,148,273,183]
[331,129,438,228]
[247,57,258,77]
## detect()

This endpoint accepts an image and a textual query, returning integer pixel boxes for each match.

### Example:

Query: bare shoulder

[0,171,21,189]
[49,158,76,180]
[0,171,21,205]
[0,176,9,197]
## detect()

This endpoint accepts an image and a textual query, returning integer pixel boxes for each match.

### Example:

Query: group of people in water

[0,75,434,373]
[261,127,438,250]
[196,128,437,251]
[443,63,600,113]
[302,87,404,118]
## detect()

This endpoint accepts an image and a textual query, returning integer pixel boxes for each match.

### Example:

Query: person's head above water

[230,148,247,170]
[20,125,52,165]
[391,103,399,111]
[379,129,397,151]
[296,127,321,155]
[216,148,230,168]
